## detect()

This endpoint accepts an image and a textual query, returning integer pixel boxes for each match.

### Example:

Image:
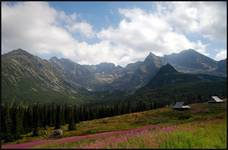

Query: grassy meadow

[3,102,227,149]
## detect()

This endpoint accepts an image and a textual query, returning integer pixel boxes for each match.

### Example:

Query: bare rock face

[49,129,63,138]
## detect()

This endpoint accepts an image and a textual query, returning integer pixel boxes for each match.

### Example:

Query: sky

[1,1,227,66]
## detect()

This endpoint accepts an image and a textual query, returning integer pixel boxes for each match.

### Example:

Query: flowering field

[2,102,226,149]
[29,119,225,149]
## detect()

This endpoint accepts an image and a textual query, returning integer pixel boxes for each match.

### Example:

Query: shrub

[49,129,63,138]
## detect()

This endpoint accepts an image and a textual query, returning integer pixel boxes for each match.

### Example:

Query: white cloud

[1,2,129,66]
[2,2,77,55]
[156,2,227,41]
[215,49,227,61]
[1,2,98,63]
[1,2,226,67]
[57,11,95,38]
[66,22,94,37]
[98,8,208,58]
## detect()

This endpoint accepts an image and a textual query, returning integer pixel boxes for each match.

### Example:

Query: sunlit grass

[159,121,227,148]
[34,138,97,148]
[35,119,226,149]
[4,102,226,149]
[103,119,227,149]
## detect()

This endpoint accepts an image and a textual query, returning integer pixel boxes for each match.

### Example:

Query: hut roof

[173,102,190,109]
[209,96,224,103]
[173,102,184,108]
[212,96,223,102]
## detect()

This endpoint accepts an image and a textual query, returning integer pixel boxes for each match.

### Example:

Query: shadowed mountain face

[1,48,227,104]
[163,49,223,75]
[127,63,227,106]
[154,63,178,75]
[216,59,227,74]
[145,64,225,89]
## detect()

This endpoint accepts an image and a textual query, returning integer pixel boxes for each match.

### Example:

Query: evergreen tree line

[0,100,161,142]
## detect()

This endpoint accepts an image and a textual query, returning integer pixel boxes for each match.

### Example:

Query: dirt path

[2,124,162,149]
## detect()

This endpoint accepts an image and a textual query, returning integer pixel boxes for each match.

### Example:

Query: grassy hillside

[4,102,226,148]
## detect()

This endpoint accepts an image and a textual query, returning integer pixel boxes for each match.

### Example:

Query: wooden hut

[173,102,190,111]
[208,96,225,111]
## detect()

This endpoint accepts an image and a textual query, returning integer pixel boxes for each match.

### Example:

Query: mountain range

[126,64,226,106]
[50,49,226,92]
[1,48,227,104]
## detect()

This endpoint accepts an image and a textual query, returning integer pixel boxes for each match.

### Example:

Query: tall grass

[103,120,226,149]
[159,123,226,149]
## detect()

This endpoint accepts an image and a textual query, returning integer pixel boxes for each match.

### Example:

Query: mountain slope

[1,49,91,104]
[49,52,163,92]
[214,59,227,76]
[109,52,163,91]
[1,49,227,104]
[101,49,226,91]
[49,57,125,91]
[130,52,163,88]
[146,63,225,89]
[7,49,224,93]
[49,57,95,89]
[163,49,225,76]
[127,64,227,105]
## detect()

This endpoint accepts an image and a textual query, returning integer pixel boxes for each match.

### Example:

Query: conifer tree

[4,105,13,141]
[1,105,6,136]
[55,105,61,129]
[32,105,39,136]
[68,107,76,130]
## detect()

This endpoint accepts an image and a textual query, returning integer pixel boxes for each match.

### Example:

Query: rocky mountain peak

[5,48,31,57]
[145,52,158,61]
[50,56,59,61]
